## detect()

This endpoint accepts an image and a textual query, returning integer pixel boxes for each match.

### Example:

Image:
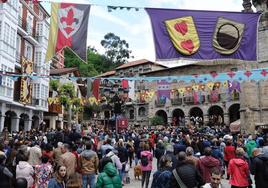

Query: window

[3,23,16,57]
[32,83,40,98]
[0,21,1,39]
[26,13,33,35]
[25,41,33,61]
[39,11,43,20]
[0,64,13,97]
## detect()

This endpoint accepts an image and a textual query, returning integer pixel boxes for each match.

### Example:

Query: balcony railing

[171,98,183,105]
[155,100,166,107]
[184,95,205,105]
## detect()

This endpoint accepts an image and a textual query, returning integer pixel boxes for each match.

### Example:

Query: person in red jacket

[224,139,236,179]
[228,147,250,188]
[197,147,221,183]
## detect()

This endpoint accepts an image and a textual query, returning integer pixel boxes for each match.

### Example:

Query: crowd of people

[0,123,267,188]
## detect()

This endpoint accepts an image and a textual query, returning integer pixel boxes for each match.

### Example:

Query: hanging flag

[128,81,135,100]
[122,79,129,89]
[86,78,92,98]
[20,57,33,105]
[157,80,170,101]
[146,8,260,62]
[92,79,100,100]
[46,3,90,62]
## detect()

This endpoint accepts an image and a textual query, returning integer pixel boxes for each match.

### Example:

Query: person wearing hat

[0,153,13,187]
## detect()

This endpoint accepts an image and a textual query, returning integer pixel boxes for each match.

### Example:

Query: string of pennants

[1,68,268,83]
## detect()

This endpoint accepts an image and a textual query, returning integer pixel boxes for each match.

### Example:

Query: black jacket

[170,161,204,188]
[251,153,268,188]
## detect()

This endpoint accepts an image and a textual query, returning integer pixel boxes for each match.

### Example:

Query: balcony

[171,98,183,105]
[184,95,205,105]
[155,99,166,107]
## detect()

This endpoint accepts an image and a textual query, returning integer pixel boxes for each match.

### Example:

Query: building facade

[0,1,50,132]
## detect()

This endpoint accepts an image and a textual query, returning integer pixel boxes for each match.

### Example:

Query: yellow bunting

[178,88,186,94]
[207,82,214,90]
[192,84,199,91]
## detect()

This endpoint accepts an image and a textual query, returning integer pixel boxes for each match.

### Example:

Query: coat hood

[258,153,268,161]
[81,150,95,160]
[200,156,219,167]
[17,161,30,170]
[106,151,115,158]
[247,140,256,146]
[103,162,117,177]
[141,151,151,157]
[233,158,248,167]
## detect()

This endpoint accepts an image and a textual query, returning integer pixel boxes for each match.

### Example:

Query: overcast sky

[42,0,245,62]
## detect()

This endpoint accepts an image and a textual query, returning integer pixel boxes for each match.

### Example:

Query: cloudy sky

[42,0,244,62]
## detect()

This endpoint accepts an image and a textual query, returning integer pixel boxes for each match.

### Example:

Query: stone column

[0,103,6,132]
[0,115,5,132]
[224,113,230,125]
[24,119,32,132]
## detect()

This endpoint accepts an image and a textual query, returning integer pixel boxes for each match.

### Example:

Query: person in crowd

[48,165,67,188]
[100,138,114,157]
[0,153,13,188]
[251,147,268,188]
[126,138,135,168]
[95,157,122,188]
[151,155,173,188]
[186,146,199,166]
[245,135,257,158]
[58,143,76,178]
[105,148,122,173]
[154,140,165,169]
[202,168,223,188]
[223,139,236,179]
[35,155,53,188]
[42,144,54,164]
[140,143,153,188]
[170,151,204,188]
[197,147,221,183]
[16,148,34,188]
[165,143,178,169]
[79,142,99,188]
[116,139,128,184]
[228,147,250,188]
[28,142,42,166]
[53,142,63,169]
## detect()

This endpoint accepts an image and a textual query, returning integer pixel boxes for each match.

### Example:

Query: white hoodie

[16,161,34,188]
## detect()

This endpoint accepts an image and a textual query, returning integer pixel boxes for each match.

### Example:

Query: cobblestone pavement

[124,158,253,188]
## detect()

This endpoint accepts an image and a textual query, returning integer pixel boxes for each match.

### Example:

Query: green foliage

[64,48,98,77]
[150,115,164,126]
[101,33,134,65]
[58,83,75,98]
[49,80,59,92]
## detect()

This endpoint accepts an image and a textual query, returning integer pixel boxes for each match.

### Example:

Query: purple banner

[146,8,260,61]
[157,80,170,101]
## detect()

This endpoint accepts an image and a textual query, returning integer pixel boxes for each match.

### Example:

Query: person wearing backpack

[140,144,153,188]
[251,148,268,188]
[151,155,172,188]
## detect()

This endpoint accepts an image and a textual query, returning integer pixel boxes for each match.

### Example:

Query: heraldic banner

[146,8,260,62]
[20,57,33,105]
[46,3,90,62]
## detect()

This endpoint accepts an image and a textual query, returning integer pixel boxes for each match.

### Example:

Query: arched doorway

[229,104,240,123]
[32,115,40,130]
[155,110,168,125]
[19,113,29,131]
[4,111,17,132]
[129,109,134,120]
[172,109,185,126]
[189,107,203,125]
[208,105,224,126]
